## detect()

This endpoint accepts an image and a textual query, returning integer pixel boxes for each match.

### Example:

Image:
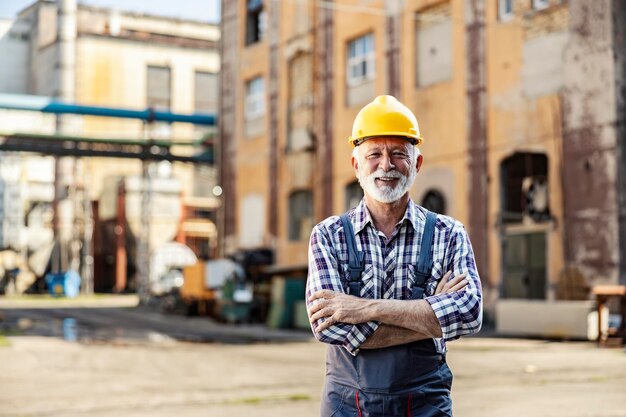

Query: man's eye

[367,153,381,158]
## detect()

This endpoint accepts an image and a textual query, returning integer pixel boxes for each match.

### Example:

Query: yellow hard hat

[348,95,423,147]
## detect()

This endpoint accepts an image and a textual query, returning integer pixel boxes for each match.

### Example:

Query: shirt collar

[353,199,371,234]
[353,198,425,234]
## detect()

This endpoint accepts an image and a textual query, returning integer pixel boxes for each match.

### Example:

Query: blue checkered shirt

[306,199,483,355]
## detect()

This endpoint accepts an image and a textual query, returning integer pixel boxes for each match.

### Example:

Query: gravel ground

[0,297,625,416]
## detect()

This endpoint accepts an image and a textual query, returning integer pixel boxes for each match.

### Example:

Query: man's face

[352,137,422,204]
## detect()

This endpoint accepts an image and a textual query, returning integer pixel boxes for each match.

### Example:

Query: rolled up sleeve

[306,223,379,355]
[425,223,483,341]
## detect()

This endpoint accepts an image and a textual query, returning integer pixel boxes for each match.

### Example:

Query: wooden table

[592,285,626,345]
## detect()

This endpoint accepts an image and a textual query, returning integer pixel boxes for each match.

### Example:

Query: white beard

[357,167,416,203]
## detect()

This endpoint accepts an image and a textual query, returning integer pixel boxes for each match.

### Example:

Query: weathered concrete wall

[415,4,453,88]
[219,0,238,255]
[485,0,570,317]
[613,0,626,285]
[561,0,619,283]
[0,20,29,94]
[403,0,468,225]
[224,0,623,303]
[522,31,569,98]
[239,193,265,248]
[465,0,490,304]
[231,1,271,252]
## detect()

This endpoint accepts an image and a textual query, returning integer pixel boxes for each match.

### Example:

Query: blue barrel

[45,271,81,298]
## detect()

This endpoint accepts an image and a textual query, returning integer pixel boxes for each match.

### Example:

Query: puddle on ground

[5,316,147,344]
[62,318,77,342]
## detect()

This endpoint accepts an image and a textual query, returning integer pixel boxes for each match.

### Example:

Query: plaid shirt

[306,199,483,355]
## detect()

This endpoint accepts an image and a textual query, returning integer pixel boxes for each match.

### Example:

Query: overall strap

[339,213,365,296]
[411,210,437,300]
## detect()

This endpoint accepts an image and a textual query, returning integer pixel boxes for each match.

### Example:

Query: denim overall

[321,211,453,417]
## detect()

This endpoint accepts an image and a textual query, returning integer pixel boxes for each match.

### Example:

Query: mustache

[370,169,403,179]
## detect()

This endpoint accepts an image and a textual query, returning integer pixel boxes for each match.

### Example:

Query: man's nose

[379,153,395,171]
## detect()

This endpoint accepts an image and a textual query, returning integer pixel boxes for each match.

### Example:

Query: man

[306,95,482,416]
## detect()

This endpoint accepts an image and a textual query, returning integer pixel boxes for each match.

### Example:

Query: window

[500,153,549,223]
[289,190,313,241]
[246,0,266,45]
[345,181,363,210]
[532,0,549,10]
[146,66,171,110]
[498,0,513,20]
[347,33,375,87]
[421,190,446,215]
[245,77,265,120]
[194,71,218,114]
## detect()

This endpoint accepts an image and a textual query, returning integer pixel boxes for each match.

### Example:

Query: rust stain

[560,0,620,281]
[268,1,280,238]
[466,0,489,285]
[218,1,238,255]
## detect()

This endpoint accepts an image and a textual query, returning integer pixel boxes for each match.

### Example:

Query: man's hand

[308,291,372,333]
[308,271,468,334]
[434,271,468,295]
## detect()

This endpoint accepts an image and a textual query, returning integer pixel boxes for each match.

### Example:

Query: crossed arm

[306,221,482,354]
[308,271,467,349]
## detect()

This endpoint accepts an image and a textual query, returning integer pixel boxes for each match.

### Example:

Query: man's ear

[351,152,359,172]
[416,154,423,173]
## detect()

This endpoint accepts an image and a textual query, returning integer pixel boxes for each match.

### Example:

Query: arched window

[500,152,549,223]
[289,190,313,241]
[421,189,446,215]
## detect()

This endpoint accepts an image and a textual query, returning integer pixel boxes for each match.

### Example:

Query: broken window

[421,189,446,215]
[246,0,266,46]
[289,190,313,241]
[500,152,549,223]
[345,181,364,210]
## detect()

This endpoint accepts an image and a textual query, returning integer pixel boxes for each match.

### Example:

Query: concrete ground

[1,296,625,417]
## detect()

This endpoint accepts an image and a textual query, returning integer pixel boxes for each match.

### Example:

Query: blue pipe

[0,93,217,125]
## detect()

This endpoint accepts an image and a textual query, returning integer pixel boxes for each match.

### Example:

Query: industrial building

[219,0,626,326]
[0,0,219,294]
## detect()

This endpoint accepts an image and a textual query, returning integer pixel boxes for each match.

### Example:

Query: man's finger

[315,316,335,333]
[307,299,328,316]
[310,307,333,323]
[442,274,466,292]
[449,278,468,293]
[308,290,335,303]
[435,271,452,294]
